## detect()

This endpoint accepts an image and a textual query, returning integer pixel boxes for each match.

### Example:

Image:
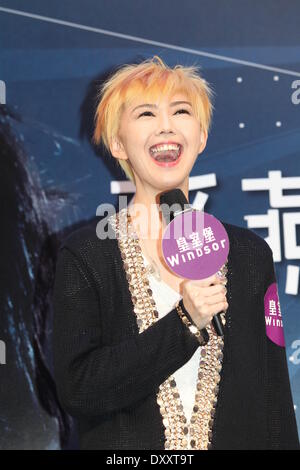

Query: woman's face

[110,91,207,191]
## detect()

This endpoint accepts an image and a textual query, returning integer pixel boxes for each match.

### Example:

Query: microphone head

[159,188,190,223]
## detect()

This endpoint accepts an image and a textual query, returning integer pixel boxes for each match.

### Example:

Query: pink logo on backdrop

[264,282,285,347]
[161,210,229,280]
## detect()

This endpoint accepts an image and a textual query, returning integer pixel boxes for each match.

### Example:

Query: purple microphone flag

[161,210,229,280]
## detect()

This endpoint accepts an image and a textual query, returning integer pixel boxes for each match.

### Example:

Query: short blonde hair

[93,55,214,183]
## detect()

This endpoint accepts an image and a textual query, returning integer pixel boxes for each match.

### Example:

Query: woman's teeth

[149,144,181,162]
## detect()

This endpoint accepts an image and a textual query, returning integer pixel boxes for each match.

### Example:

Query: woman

[53,56,299,449]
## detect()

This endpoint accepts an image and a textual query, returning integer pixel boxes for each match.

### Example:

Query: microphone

[159,188,226,337]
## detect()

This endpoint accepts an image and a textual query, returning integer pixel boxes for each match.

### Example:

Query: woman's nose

[156,111,174,134]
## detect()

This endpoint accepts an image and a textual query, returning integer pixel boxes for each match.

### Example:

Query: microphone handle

[212,313,224,336]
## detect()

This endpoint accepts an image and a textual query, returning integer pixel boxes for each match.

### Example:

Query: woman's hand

[180,274,228,330]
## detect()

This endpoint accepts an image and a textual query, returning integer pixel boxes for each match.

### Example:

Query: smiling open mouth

[149,143,182,163]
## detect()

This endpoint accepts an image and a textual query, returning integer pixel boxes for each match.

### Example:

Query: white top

[141,253,201,424]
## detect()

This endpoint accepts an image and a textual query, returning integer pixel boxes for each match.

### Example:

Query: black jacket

[52,216,299,449]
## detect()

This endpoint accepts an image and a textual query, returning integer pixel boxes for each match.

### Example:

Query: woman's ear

[109,137,128,161]
[198,129,208,154]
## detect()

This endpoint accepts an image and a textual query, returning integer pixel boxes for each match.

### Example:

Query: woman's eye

[138,111,154,117]
[175,108,190,115]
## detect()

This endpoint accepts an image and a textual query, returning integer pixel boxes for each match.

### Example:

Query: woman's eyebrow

[131,101,192,113]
